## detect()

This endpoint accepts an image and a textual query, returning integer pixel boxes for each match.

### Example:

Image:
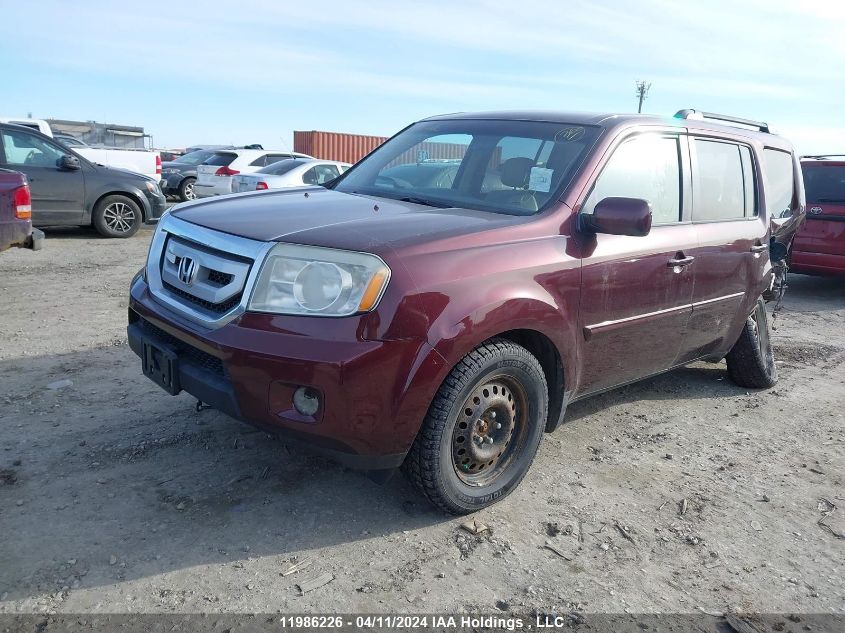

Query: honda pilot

[128,109,805,514]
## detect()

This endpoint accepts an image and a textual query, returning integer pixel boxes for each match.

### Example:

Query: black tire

[403,338,548,515]
[725,297,778,389]
[178,176,197,201]
[92,195,142,238]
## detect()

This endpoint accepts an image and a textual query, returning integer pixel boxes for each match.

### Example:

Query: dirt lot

[0,226,843,617]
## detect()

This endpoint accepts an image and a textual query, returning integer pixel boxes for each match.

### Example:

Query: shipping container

[294,131,387,164]
[294,130,471,167]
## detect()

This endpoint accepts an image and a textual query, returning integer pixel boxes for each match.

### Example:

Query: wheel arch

[90,189,149,223]
[425,297,579,435]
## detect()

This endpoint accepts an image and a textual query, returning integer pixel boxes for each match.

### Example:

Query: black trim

[806,214,845,222]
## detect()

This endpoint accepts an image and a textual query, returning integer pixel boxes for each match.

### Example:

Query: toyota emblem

[809,206,823,215]
[177,257,198,286]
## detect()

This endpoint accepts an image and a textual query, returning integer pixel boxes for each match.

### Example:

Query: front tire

[725,297,778,389]
[403,338,548,515]
[92,195,142,238]
[178,177,197,201]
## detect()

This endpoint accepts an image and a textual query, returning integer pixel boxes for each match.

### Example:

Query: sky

[2,0,844,154]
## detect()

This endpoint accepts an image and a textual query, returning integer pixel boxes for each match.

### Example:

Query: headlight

[144,181,159,193]
[248,244,390,317]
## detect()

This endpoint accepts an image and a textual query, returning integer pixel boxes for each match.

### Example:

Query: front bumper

[127,279,445,470]
[144,189,167,223]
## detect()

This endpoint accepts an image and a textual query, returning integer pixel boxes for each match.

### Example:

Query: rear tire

[403,338,548,515]
[92,195,142,238]
[726,297,778,389]
[178,177,196,201]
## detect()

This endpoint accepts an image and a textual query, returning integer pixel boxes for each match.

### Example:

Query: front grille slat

[163,281,243,314]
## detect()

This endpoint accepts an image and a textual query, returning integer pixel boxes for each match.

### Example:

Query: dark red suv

[128,109,805,513]
[791,156,845,276]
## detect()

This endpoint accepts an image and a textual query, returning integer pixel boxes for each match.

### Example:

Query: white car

[194,149,312,198]
[232,159,351,193]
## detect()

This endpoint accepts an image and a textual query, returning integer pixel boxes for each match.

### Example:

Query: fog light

[293,387,320,417]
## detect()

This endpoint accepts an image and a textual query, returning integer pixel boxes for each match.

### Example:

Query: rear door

[577,132,696,394]
[795,161,845,267]
[0,127,85,224]
[681,138,766,362]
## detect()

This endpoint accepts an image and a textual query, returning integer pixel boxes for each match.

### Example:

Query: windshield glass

[802,164,845,203]
[173,150,215,165]
[333,119,600,215]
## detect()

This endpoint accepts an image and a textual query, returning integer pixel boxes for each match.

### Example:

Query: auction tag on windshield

[528,167,554,193]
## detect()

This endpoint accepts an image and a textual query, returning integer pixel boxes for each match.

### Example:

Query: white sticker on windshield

[528,167,554,193]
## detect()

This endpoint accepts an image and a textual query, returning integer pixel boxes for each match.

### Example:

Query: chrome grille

[145,215,276,329]
[158,235,251,317]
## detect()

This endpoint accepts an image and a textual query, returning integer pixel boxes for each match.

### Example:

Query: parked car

[790,155,845,276]
[1,118,162,181]
[232,159,351,193]
[0,122,166,238]
[193,149,312,198]
[128,109,804,513]
[159,149,219,201]
[0,169,44,251]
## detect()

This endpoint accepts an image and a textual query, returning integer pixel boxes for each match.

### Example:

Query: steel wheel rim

[753,303,771,362]
[451,375,529,487]
[103,202,136,233]
[184,180,196,200]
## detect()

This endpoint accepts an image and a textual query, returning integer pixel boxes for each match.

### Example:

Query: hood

[171,187,523,252]
[94,163,154,183]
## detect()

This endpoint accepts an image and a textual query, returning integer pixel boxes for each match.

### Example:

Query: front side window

[333,119,600,215]
[693,139,756,221]
[582,135,682,224]
[303,164,341,185]
[2,130,66,167]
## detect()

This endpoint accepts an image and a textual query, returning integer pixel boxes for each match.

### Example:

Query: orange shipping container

[294,130,387,164]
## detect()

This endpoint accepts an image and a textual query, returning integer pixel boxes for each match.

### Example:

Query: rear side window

[583,135,682,224]
[693,140,756,220]
[258,159,302,175]
[801,164,845,204]
[764,149,795,217]
[203,152,236,167]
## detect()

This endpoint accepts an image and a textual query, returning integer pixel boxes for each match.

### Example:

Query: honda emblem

[177,257,198,286]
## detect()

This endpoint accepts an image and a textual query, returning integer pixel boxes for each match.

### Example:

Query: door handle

[667,255,695,268]
[750,243,768,253]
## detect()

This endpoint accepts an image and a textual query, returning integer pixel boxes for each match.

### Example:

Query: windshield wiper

[396,195,451,208]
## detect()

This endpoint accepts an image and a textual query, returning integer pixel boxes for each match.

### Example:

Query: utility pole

[635,80,651,113]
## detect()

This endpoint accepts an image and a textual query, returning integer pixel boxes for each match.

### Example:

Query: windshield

[333,119,600,215]
[802,164,845,203]
[173,150,215,165]
[258,159,304,175]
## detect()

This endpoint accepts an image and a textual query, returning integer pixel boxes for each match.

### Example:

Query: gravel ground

[0,226,843,617]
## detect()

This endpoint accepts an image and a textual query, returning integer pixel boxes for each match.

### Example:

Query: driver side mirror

[579,197,652,237]
[57,154,81,171]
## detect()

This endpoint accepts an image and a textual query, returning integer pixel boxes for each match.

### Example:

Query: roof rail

[801,154,845,159]
[674,109,770,133]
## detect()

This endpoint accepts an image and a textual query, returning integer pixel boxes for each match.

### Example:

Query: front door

[577,133,695,395]
[0,128,86,225]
